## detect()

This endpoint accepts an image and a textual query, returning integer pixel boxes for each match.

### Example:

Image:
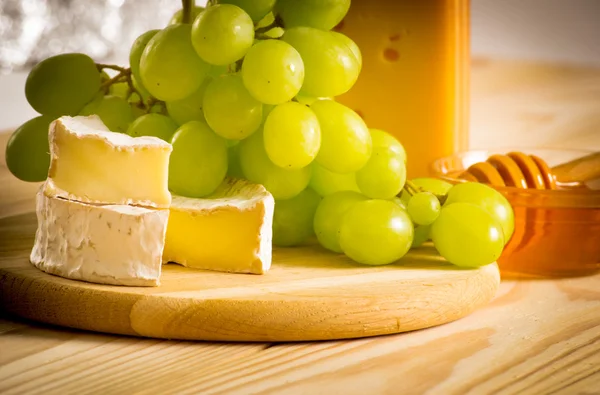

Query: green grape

[283,27,360,97]
[356,148,406,199]
[414,177,453,195]
[275,0,350,30]
[99,71,110,94]
[295,94,332,106]
[311,100,372,174]
[150,102,167,115]
[25,53,101,118]
[208,64,230,78]
[431,202,504,267]
[241,40,304,105]
[444,182,515,244]
[191,4,254,66]
[339,200,414,266]
[132,76,151,102]
[310,163,359,196]
[411,225,431,248]
[169,6,204,25]
[79,95,134,133]
[313,191,367,253]
[130,104,145,119]
[262,104,275,123]
[331,31,362,68]
[238,130,311,199]
[140,24,210,101]
[127,113,178,142]
[169,120,228,197]
[400,177,453,207]
[263,102,320,169]
[129,30,159,93]
[109,81,129,99]
[203,74,262,140]
[407,192,441,226]
[166,77,212,126]
[227,143,245,178]
[262,27,284,39]
[273,188,321,247]
[5,116,53,182]
[256,11,275,28]
[218,0,275,22]
[370,128,406,163]
[391,196,406,210]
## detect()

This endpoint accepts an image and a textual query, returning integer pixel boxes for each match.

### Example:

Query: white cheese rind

[164,178,274,274]
[30,187,169,286]
[44,115,172,208]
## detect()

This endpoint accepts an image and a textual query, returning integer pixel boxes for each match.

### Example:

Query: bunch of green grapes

[6,0,515,270]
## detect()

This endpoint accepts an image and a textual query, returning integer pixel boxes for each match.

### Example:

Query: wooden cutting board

[0,210,500,342]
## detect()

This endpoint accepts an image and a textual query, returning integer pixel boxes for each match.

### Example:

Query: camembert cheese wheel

[164,178,274,274]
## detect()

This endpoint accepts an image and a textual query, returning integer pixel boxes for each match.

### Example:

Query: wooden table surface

[1,59,600,395]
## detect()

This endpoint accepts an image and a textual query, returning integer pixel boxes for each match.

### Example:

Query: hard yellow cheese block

[164,178,274,274]
[44,115,172,208]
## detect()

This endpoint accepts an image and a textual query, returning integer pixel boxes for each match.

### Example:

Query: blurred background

[1,0,599,131]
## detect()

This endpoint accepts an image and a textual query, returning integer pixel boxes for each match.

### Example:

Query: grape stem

[403,180,421,196]
[95,63,164,113]
[402,180,448,205]
[96,63,128,73]
[181,0,194,24]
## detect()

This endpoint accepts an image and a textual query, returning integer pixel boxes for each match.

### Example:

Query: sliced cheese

[44,115,172,208]
[164,178,274,274]
[31,186,169,286]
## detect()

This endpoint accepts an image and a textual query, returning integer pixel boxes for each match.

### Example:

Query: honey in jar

[336,0,470,178]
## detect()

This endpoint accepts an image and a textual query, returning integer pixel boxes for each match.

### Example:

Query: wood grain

[0,210,500,342]
[1,59,600,394]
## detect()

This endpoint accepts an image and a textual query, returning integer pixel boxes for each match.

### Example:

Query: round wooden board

[0,211,500,342]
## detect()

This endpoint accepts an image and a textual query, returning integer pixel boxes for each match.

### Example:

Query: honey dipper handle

[551,152,600,183]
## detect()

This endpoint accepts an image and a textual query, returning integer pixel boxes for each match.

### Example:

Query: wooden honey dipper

[459,151,600,189]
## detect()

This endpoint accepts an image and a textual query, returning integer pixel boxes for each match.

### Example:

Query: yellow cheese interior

[48,122,171,207]
[336,0,470,178]
[164,198,269,274]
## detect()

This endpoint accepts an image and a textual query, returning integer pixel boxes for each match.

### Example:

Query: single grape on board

[339,199,414,265]
[431,202,504,268]
[444,182,515,244]
[313,190,367,253]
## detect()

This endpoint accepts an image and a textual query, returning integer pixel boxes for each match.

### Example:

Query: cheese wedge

[31,187,169,286]
[44,115,172,208]
[164,178,274,274]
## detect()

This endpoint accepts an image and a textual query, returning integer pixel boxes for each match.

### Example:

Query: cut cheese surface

[44,115,172,208]
[31,186,169,286]
[164,178,274,274]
